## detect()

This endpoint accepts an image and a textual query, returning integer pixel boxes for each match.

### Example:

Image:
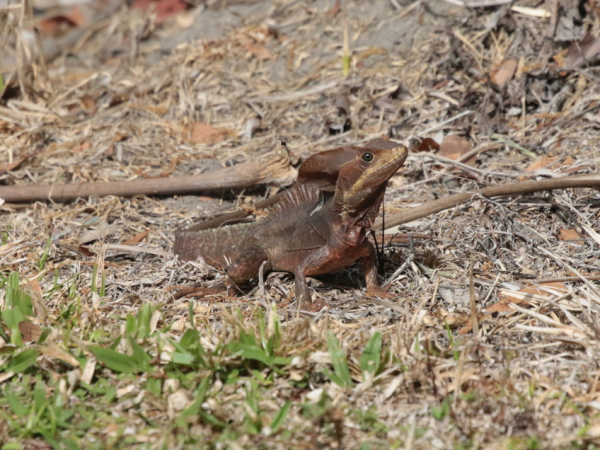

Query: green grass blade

[5,388,28,417]
[137,303,152,339]
[38,236,52,270]
[326,332,353,389]
[129,336,151,371]
[2,308,25,328]
[6,272,33,318]
[188,300,195,328]
[91,263,98,293]
[444,321,460,361]
[230,342,271,364]
[100,272,106,297]
[179,329,200,349]
[7,348,39,373]
[177,377,210,425]
[88,345,137,373]
[360,332,382,377]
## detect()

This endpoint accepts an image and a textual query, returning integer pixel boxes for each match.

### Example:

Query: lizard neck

[324,197,368,247]
[330,184,386,229]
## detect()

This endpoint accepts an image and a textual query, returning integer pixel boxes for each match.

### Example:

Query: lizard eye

[361,152,374,163]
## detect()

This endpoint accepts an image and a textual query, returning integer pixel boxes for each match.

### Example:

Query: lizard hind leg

[226,246,272,285]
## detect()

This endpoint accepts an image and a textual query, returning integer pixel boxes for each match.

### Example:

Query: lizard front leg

[360,240,393,298]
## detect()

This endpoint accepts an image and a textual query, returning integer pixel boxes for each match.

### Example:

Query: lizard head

[335,144,408,226]
[297,138,404,192]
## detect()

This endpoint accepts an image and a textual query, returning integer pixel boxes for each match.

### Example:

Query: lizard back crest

[271,183,323,214]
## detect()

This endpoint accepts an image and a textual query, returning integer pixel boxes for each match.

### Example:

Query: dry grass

[1,0,600,449]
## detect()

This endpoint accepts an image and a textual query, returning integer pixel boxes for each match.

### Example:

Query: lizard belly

[270,222,366,276]
[302,242,363,276]
[270,238,362,277]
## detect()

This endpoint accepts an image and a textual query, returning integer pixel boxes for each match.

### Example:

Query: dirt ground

[1,0,600,448]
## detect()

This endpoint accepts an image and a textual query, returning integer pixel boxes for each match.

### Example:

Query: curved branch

[0,153,296,203]
[376,174,600,230]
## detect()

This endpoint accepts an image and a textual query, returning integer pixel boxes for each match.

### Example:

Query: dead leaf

[486,282,568,314]
[486,292,532,313]
[525,156,558,172]
[37,6,86,38]
[355,47,388,60]
[186,122,230,144]
[438,135,476,166]
[19,321,42,342]
[244,43,272,61]
[306,298,328,312]
[103,144,115,159]
[558,228,584,243]
[78,220,118,245]
[490,58,517,88]
[518,282,567,296]
[423,308,468,328]
[75,245,95,257]
[457,319,474,334]
[81,94,97,116]
[414,137,440,152]
[168,389,191,419]
[0,155,28,173]
[556,34,600,70]
[24,279,47,320]
[172,285,226,300]
[39,344,80,367]
[72,141,92,153]
[327,0,341,17]
[581,224,600,246]
[497,282,567,305]
[564,163,595,173]
[104,422,119,437]
[286,47,295,72]
[123,230,151,245]
[484,300,517,314]
[131,0,191,24]
[0,239,25,257]
[242,117,261,141]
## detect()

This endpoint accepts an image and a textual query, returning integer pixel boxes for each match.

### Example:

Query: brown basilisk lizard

[174,141,408,304]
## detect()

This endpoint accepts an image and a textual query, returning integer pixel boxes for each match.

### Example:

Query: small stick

[258,261,269,310]
[418,109,473,136]
[530,276,600,283]
[246,81,338,103]
[469,255,479,336]
[382,249,413,290]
